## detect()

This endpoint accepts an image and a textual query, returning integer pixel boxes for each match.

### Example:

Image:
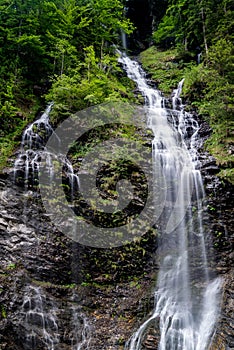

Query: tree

[0,0,134,155]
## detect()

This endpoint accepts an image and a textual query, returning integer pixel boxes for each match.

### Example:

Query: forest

[0,1,233,349]
[0,0,233,182]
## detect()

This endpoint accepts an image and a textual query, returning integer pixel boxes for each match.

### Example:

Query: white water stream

[13,102,79,196]
[118,53,222,350]
[21,285,59,350]
[71,297,92,350]
[20,286,91,349]
[14,106,89,349]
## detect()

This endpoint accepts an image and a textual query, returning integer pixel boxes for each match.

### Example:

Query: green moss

[31,279,78,290]
[0,304,7,318]
[205,128,234,184]
[6,263,16,270]
[139,46,191,95]
[0,138,17,171]
[217,168,234,184]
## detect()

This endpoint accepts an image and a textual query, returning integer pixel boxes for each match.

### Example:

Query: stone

[0,106,233,349]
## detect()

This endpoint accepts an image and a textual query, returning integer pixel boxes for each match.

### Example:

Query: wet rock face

[204,178,234,350]
[0,178,72,284]
[0,173,157,349]
[195,118,234,350]
[0,113,233,349]
[0,176,76,349]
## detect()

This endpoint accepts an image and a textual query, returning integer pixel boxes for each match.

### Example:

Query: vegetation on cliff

[140,0,234,183]
[0,0,233,183]
[0,0,134,170]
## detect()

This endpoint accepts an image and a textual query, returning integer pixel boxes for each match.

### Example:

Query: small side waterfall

[21,285,59,350]
[172,78,185,110]
[14,103,54,186]
[121,29,127,51]
[71,300,91,350]
[13,103,79,195]
[121,6,128,51]
[13,106,89,349]
[20,286,91,349]
[118,53,222,350]
[197,53,202,65]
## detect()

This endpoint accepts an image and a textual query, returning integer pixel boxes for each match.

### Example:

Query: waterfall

[118,53,222,350]
[172,78,185,110]
[21,285,59,350]
[13,106,88,349]
[197,53,202,65]
[20,286,91,349]
[14,103,54,187]
[13,103,79,196]
[121,29,127,51]
[71,298,91,350]
[121,6,128,50]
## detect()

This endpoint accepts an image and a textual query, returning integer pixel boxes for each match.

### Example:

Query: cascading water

[13,106,89,349]
[118,53,222,350]
[20,287,91,349]
[14,103,54,186]
[197,53,202,65]
[121,29,127,51]
[71,296,91,350]
[21,285,59,350]
[13,102,79,195]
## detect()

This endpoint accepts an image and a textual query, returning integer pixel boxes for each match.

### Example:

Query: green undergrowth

[46,49,138,126]
[182,39,234,184]
[139,46,194,95]
[205,130,234,184]
[0,49,137,172]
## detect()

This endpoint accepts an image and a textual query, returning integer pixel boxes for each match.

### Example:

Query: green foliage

[75,0,134,54]
[153,14,176,47]
[153,0,234,53]
[0,97,39,171]
[46,47,136,124]
[139,46,192,94]
[6,263,16,270]
[183,37,234,183]
[145,0,233,183]
[0,0,134,170]
[141,37,234,183]
[0,304,7,319]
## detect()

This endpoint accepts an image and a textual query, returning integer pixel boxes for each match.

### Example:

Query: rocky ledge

[0,113,233,349]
